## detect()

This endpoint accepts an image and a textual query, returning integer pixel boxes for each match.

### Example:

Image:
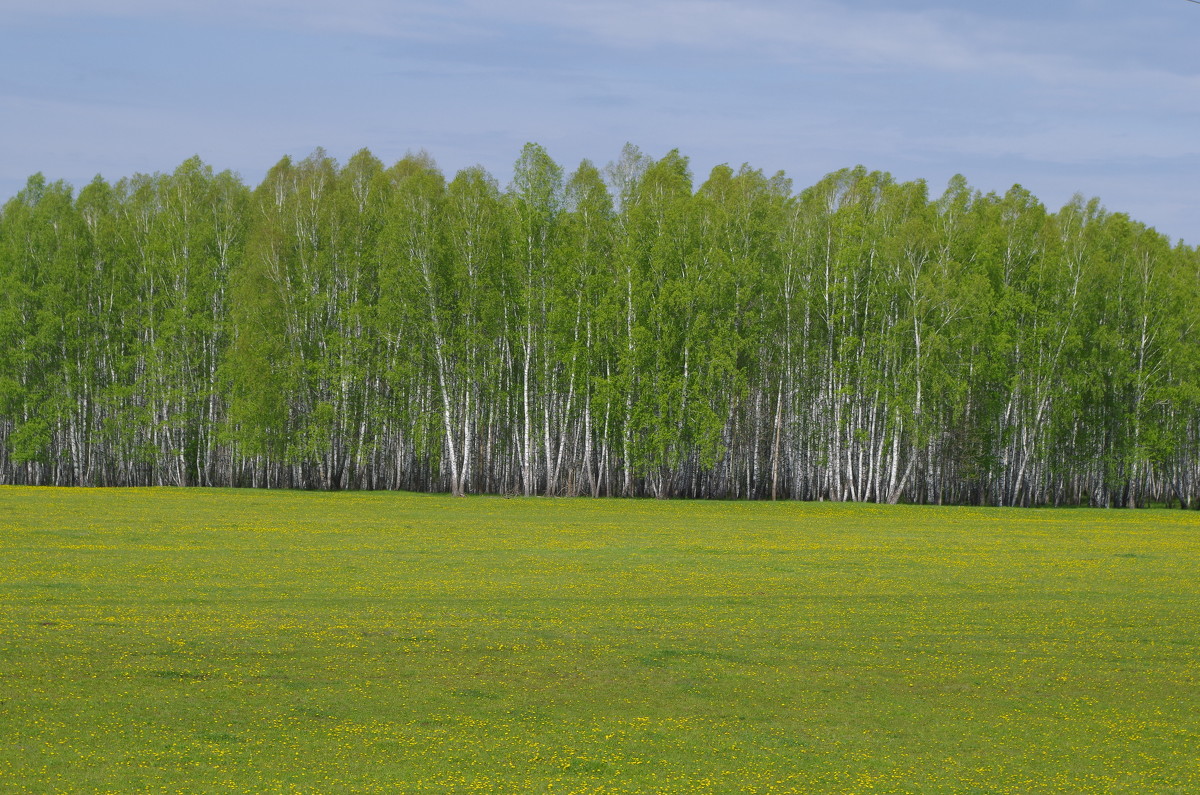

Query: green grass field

[1,487,1198,793]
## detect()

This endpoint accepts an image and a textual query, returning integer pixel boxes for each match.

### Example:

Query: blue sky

[3,0,1199,242]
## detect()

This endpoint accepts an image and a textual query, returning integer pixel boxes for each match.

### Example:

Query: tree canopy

[2,146,1198,507]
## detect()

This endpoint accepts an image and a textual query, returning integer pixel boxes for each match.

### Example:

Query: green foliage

[1,147,1198,503]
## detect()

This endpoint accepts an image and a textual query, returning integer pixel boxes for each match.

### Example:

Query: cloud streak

[12,0,1199,90]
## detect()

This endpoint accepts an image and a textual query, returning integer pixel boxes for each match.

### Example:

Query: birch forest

[2,144,1199,507]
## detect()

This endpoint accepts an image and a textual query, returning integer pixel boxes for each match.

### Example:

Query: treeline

[2,144,1199,506]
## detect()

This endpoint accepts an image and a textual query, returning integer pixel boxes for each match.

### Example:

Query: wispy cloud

[491,0,1200,98]
[11,0,1197,87]
[472,0,980,70]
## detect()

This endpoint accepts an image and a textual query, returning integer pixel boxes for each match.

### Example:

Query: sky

[2,0,1199,242]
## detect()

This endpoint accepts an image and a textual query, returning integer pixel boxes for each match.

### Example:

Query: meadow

[0,487,1197,793]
